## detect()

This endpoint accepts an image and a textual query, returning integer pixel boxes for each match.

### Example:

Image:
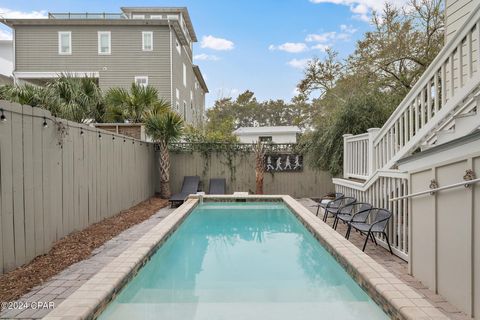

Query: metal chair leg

[383,232,393,254]
[369,232,377,245]
[362,231,370,251]
[316,205,320,216]
[345,225,351,239]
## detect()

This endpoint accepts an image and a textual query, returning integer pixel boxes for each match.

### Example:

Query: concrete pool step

[102,301,387,320]
[126,286,367,303]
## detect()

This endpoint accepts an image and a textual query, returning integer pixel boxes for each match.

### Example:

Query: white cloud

[0,7,47,40]
[269,42,308,53]
[0,7,47,19]
[311,44,329,51]
[305,32,336,43]
[306,25,357,46]
[194,53,220,61]
[309,0,409,22]
[201,35,234,51]
[287,58,310,69]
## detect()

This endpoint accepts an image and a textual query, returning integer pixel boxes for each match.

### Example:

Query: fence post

[343,134,353,178]
[367,128,380,176]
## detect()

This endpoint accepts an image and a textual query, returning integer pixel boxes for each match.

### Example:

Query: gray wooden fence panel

[0,101,157,274]
[168,152,334,198]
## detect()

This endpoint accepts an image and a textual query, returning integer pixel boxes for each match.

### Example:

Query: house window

[132,14,145,19]
[259,136,273,142]
[58,31,71,55]
[98,31,111,55]
[134,76,148,87]
[175,38,181,55]
[142,31,153,51]
[150,15,163,19]
[183,101,187,121]
[183,64,187,87]
[175,88,180,99]
[190,90,193,101]
[175,101,180,111]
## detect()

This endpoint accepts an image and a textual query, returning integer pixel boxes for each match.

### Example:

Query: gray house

[2,7,208,126]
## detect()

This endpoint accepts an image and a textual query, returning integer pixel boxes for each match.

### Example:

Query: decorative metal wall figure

[265,154,303,172]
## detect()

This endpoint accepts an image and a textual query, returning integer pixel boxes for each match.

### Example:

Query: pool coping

[42,195,447,320]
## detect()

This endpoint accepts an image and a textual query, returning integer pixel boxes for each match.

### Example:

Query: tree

[47,75,104,123]
[253,141,266,194]
[144,107,184,198]
[206,90,313,131]
[0,76,104,123]
[295,0,444,175]
[104,84,167,123]
[299,94,394,175]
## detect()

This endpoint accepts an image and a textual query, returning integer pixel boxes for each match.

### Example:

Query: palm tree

[0,75,104,123]
[145,108,184,198]
[104,83,167,123]
[0,83,59,113]
[48,75,104,123]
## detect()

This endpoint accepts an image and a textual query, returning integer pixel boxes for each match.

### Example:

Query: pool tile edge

[281,195,449,320]
[42,198,199,320]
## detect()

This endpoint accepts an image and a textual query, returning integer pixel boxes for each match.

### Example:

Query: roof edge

[193,65,208,93]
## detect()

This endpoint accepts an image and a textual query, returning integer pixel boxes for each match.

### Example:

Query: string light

[0,108,150,146]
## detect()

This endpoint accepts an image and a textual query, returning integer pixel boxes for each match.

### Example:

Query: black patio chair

[169,176,200,208]
[322,196,356,223]
[333,202,372,230]
[312,192,344,216]
[346,208,393,254]
[208,178,226,195]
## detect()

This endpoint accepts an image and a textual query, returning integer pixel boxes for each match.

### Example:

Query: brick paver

[0,206,174,319]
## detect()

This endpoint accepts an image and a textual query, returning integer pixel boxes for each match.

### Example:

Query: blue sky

[0,0,405,107]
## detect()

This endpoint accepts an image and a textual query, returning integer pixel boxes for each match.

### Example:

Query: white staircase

[334,2,480,260]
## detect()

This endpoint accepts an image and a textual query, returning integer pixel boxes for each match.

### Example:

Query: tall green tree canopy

[297,0,444,175]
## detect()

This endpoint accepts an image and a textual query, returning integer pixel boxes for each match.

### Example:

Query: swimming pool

[98,202,388,320]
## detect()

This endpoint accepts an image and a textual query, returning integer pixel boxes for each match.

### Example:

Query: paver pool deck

[0,198,468,319]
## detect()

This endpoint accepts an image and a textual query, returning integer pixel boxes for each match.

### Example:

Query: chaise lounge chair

[346,208,393,254]
[169,176,200,208]
[208,178,226,195]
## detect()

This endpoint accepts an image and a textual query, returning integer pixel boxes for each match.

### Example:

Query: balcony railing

[48,13,127,19]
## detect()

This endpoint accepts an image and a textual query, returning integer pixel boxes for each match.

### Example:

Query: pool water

[99,202,389,320]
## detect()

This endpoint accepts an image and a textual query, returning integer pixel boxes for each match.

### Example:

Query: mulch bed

[0,197,169,303]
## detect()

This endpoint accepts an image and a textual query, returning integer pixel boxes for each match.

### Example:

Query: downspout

[168,21,173,105]
[12,28,16,84]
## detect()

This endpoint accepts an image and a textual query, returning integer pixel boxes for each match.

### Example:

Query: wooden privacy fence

[168,149,334,198]
[0,101,157,274]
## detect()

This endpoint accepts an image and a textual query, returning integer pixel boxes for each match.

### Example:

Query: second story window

[58,31,71,55]
[98,31,111,55]
[183,64,187,88]
[142,31,153,51]
[134,76,148,87]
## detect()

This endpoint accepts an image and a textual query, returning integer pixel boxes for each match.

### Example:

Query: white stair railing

[373,2,480,170]
[335,2,480,260]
